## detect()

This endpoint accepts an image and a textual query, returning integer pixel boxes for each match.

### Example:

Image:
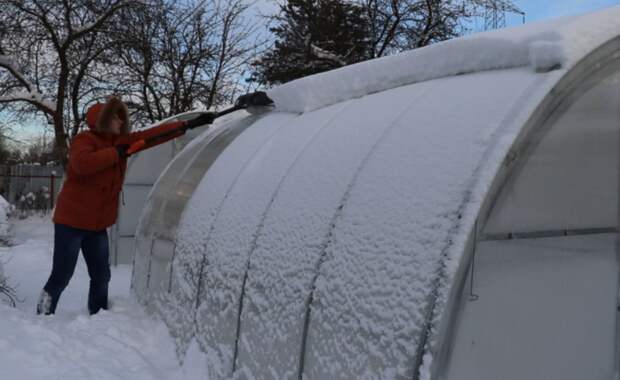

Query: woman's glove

[184,112,217,130]
[115,144,130,159]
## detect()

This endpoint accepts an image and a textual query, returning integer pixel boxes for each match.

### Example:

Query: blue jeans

[42,223,111,314]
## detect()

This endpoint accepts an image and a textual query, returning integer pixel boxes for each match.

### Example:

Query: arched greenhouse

[129,7,620,380]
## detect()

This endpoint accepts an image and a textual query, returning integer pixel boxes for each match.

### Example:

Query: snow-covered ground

[0,216,208,380]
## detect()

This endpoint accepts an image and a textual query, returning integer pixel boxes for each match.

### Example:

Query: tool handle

[215,104,243,118]
[125,102,255,156]
[129,124,188,155]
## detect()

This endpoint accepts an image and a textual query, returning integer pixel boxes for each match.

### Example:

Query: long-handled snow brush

[126,91,274,155]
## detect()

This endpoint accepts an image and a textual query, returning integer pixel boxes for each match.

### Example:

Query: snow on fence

[0,164,64,213]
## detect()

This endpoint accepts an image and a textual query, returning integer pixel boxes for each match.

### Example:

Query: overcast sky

[6,0,620,144]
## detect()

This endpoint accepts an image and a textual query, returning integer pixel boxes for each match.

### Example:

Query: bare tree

[0,0,135,166]
[21,130,56,165]
[107,0,261,126]
[361,0,522,58]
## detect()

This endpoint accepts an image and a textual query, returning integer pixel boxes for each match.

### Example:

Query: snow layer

[193,103,345,379]
[236,81,436,379]
[156,112,296,360]
[268,5,620,113]
[301,69,552,379]
[0,216,205,380]
[133,66,562,379]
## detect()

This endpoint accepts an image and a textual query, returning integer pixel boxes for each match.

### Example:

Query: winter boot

[36,289,53,315]
[88,281,109,315]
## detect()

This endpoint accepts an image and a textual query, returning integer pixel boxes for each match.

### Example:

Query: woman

[37,96,214,315]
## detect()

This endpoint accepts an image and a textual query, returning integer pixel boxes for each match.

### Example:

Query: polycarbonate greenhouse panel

[135,121,249,354]
[484,67,620,236]
[191,103,343,378]
[146,137,218,242]
[161,112,296,357]
[131,234,152,301]
[232,81,440,379]
[302,70,545,379]
[113,236,135,265]
[117,185,151,236]
[444,234,618,380]
[148,238,175,295]
[155,127,241,241]
[137,133,204,240]
[125,142,174,184]
[127,7,620,378]
[148,115,268,319]
[132,132,206,301]
[133,120,239,303]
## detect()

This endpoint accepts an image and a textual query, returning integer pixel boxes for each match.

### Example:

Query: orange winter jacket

[53,98,186,231]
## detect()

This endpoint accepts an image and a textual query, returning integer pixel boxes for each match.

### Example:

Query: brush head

[235,91,275,109]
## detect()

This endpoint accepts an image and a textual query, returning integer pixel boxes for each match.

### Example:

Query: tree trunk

[55,60,70,168]
[53,111,69,168]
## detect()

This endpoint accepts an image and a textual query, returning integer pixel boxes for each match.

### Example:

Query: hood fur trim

[95,97,131,134]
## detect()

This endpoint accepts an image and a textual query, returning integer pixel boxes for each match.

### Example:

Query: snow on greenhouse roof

[268,5,620,114]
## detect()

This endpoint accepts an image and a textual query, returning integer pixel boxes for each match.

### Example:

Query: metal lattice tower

[482,1,525,30]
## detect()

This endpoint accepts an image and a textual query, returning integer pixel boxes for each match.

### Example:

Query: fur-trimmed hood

[85,97,131,134]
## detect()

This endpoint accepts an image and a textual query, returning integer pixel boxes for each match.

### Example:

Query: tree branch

[0,92,55,115]
[0,53,35,93]
[64,0,132,47]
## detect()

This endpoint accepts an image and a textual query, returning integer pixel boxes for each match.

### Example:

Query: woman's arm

[70,134,119,175]
[116,120,186,149]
